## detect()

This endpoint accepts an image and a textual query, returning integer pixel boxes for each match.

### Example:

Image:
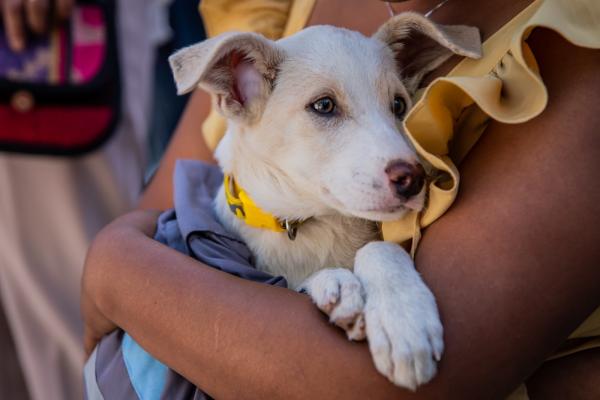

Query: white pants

[0,0,161,398]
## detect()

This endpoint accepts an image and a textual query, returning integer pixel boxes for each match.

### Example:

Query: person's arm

[139,89,215,210]
[83,30,600,400]
[83,210,405,399]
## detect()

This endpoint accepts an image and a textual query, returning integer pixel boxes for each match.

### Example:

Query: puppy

[170,13,481,390]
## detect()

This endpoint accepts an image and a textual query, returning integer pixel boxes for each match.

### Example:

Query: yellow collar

[224,175,301,240]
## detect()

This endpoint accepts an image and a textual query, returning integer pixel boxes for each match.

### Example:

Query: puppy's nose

[386,161,425,199]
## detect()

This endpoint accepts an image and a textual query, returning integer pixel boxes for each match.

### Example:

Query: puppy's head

[169,13,480,222]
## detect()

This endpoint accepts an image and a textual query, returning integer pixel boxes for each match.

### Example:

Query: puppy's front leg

[300,268,366,340]
[355,241,444,391]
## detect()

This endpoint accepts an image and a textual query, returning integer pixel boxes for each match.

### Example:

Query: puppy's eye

[392,96,407,119]
[311,97,336,115]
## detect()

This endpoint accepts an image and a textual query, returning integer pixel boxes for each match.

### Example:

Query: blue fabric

[122,334,168,400]
[173,160,287,286]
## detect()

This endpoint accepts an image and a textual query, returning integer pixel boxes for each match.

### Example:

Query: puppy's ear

[374,12,481,93]
[169,32,284,122]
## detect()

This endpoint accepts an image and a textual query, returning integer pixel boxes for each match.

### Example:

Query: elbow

[82,210,158,315]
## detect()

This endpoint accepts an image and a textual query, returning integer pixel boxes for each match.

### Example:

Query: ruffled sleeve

[381,0,600,251]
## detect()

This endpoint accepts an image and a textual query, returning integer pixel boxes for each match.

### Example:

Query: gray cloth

[168,160,286,286]
[86,160,287,399]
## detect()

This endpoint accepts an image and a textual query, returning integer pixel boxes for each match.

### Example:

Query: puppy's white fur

[170,13,480,390]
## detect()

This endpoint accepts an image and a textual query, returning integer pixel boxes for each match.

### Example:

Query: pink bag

[0,0,120,156]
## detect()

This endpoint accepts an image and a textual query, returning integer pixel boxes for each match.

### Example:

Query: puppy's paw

[355,241,444,390]
[300,268,366,340]
[364,299,443,390]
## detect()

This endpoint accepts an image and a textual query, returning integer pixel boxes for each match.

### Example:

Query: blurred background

[0,0,204,398]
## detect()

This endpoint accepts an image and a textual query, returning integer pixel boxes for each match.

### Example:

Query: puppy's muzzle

[386,160,425,199]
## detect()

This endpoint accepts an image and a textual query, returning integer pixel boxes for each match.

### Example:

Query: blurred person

[0,0,170,398]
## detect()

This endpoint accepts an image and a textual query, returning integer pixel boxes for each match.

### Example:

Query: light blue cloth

[122,334,168,400]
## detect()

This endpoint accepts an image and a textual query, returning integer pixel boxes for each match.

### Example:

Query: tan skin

[82,0,600,398]
[0,0,74,52]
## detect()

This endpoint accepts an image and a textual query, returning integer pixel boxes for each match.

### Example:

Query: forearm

[85,211,406,399]
[84,205,598,400]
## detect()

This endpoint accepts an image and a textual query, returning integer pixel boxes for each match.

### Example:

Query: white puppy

[169,13,481,390]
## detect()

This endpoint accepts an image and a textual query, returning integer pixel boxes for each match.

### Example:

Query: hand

[80,209,162,356]
[1,0,74,52]
[82,286,117,356]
